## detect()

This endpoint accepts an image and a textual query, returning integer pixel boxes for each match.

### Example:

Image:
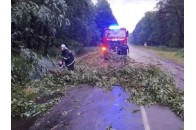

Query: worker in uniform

[59,44,75,70]
[123,45,129,55]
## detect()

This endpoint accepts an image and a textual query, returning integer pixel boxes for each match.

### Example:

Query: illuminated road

[29,85,144,130]
[29,84,183,130]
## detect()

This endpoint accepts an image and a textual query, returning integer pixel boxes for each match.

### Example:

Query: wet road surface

[29,45,184,130]
[128,44,184,91]
[29,84,183,130]
[128,44,184,130]
[29,85,144,130]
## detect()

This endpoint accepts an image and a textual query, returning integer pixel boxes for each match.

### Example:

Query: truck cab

[102,25,129,55]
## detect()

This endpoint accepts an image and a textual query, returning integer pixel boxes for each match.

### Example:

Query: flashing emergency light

[102,46,107,51]
[109,25,120,30]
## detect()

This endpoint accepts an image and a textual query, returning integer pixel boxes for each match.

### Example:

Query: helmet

[61,44,69,49]
[61,44,66,48]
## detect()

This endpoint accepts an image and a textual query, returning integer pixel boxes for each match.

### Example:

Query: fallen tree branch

[105,61,158,76]
[49,69,62,76]
[47,54,56,67]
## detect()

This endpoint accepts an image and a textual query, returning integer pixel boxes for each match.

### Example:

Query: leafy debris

[12,51,184,119]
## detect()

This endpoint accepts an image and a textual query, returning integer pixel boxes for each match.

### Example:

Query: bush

[48,46,60,57]
[65,39,83,55]
[175,48,184,58]
[11,55,31,88]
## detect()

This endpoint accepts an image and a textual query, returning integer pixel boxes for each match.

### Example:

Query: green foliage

[11,55,32,88]
[11,0,103,55]
[95,0,118,36]
[47,46,59,57]
[11,0,183,119]
[124,65,184,118]
[175,48,184,58]
[12,91,60,117]
[59,0,101,46]
[141,46,184,64]
[131,0,184,48]
[11,0,70,54]
[65,39,83,54]
[11,53,183,119]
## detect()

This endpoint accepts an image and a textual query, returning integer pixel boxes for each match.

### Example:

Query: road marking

[140,106,151,130]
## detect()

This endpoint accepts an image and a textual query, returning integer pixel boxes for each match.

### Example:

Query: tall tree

[56,0,101,46]
[95,0,118,37]
[131,0,184,48]
[132,11,158,46]
[157,0,184,48]
[12,0,69,54]
[12,0,102,55]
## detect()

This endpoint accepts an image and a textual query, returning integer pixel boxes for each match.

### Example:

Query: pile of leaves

[11,51,184,118]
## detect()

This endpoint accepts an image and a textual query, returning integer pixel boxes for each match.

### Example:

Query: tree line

[130,0,184,48]
[11,0,117,55]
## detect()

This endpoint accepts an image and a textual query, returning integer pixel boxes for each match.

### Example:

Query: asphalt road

[128,44,184,91]
[29,45,184,130]
[29,85,144,130]
[128,44,184,130]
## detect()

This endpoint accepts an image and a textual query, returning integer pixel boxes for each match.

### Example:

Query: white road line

[140,105,151,130]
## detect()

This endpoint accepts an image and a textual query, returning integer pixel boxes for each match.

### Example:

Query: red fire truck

[101,25,129,57]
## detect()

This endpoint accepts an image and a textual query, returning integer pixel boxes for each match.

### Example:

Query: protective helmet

[61,44,68,49]
[61,44,66,48]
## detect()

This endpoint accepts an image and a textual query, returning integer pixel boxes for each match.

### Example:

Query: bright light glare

[109,25,120,30]
[102,47,107,51]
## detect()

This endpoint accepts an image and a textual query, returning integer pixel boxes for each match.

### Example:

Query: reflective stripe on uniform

[67,60,75,66]
[62,56,70,60]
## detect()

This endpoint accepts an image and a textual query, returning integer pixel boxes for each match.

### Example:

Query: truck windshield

[105,30,126,38]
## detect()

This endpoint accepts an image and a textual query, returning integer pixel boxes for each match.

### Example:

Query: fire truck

[101,25,129,57]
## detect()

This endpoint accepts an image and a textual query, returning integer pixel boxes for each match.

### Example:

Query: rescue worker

[124,45,129,55]
[59,44,75,70]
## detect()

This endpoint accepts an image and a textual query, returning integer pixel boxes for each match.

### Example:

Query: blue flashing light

[109,25,120,30]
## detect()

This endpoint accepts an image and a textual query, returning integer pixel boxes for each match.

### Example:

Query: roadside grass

[137,46,184,65]
[12,49,184,119]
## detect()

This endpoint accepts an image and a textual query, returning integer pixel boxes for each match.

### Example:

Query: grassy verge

[137,46,184,65]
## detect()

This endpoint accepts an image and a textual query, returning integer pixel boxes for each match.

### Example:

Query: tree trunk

[174,5,184,48]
